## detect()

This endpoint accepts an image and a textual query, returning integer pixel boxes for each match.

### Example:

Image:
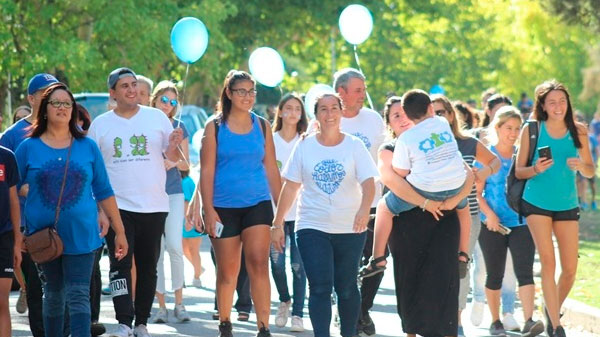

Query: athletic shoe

[91,321,107,336]
[192,278,202,288]
[489,320,506,336]
[256,326,272,337]
[16,289,28,314]
[521,318,544,337]
[457,325,465,337]
[592,201,598,210]
[470,301,485,326]
[108,324,133,337]
[357,312,376,336]
[552,326,566,337]
[275,301,291,327]
[175,304,191,322]
[153,307,168,323]
[580,202,589,211]
[218,321,233,337]
[133,324,151,337]
[290,316,304,332]
[502,313,520,331]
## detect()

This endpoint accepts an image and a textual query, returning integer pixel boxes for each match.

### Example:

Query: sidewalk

[8,238,600,336]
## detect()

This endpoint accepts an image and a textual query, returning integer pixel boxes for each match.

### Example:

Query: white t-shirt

[392,116,465,192]
[283,133,378,234]
[88,105,173,212]
[340,107,386,207]
[273,132,300,222]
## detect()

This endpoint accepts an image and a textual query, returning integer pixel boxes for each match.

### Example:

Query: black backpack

[506,121,538,214]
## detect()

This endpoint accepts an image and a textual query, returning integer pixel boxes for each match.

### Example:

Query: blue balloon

[430,84,445,95]
[249,47,285,87]
[171,17,209,64]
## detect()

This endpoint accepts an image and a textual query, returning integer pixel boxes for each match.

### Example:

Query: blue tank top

[213,113,270,208]
[523,122,578,210]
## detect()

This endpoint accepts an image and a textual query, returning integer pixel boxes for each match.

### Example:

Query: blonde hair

[150,80,179,118]
[486,105,523,145]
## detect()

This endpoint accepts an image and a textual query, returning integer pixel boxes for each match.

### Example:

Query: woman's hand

[440,197,461,211]
[534,157,553,174]
[201,206,222,238]
[98,209,110,238]
[164,159,178,171]
[566,157,584,172]
[113,233,129,261]
[484,213,501,233]
[186,194,202,230]
[424,200,444,220]
[271,225,285,253]
[19,184,29,197]
[353,207,370,233]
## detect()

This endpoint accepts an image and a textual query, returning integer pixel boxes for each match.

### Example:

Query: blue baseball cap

[27,73,59,95]
[107,67,137,89]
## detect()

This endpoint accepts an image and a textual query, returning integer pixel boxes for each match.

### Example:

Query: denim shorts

[384,184,467,215]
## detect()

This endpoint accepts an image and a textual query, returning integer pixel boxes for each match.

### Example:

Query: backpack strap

[526,120,539,166]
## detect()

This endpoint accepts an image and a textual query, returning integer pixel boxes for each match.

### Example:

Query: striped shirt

[457,137,479,215]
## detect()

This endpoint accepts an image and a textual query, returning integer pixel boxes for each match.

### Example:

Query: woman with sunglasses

[150,80,192,323]
[191,70,281,337]
[15,82,128,337]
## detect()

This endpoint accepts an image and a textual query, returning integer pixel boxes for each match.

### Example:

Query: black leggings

[479,224,535,290]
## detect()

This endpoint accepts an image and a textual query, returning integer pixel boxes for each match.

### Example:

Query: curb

[563,298,600,334]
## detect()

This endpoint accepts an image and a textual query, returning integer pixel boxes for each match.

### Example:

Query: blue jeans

[297,229,366,337]
[40,252,95,337]
[384,184,467,215]
[270,221,307,317]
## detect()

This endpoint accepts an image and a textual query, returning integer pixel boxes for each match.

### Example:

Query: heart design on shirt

[312,159,346,195]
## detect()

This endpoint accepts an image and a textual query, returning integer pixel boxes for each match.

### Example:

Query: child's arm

[391,165,409,178]
[9,185,22,267]
[441,161,474,210]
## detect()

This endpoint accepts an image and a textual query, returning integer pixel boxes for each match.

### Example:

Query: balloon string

[353,44,374,110]
[175,63,190,128]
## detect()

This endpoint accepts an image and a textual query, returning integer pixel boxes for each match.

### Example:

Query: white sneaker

[275,301,291,327]
[174,304,191,322]
[502,312,521,332]
[290,315,304,332]
[192,278,202,288]
[470,301,485,326]
[133,324,151,337]
[108,323,133,337]
[153,307,168,323]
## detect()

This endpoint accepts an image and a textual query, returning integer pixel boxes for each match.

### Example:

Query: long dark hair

[76,103,92,132]
[215,70,255,123]
[272,93,308,134]
[453,101,475,129]
[533,80,581,148]
[483,94,512,127]
[383,96,402,137]
[29,82,85,139]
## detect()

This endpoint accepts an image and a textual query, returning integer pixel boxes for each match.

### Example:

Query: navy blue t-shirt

[0,146,19,234]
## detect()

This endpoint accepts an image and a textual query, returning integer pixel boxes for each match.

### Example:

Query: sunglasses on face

[435,109,447,116]
[161,95,178,107]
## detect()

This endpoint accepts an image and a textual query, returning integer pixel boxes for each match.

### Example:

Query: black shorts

[576,172,596,184]
[0,230,15,278]
[214,200,273,238]
[521,200,580,221]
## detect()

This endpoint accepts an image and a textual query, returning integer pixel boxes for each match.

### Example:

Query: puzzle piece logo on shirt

[0,164,4,182]
[312,159,346,195]
[352,132,371,149]
[418,131,453,153]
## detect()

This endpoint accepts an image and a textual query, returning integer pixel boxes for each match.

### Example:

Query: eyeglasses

[231,88,257,97]
[435,109,447,116]
[48,100,73,109]
[161,95,178,107]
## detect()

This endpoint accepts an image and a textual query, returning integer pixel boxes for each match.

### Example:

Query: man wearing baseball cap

[0,72,58,337]
[88,67,184,337]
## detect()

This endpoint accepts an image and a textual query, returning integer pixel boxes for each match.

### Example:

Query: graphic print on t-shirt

[36,159,87,211]
[111,135,150,161]
[312,159,346,195]
[418,131,456,164]
[352,132,372,149]
[0,164,4,182]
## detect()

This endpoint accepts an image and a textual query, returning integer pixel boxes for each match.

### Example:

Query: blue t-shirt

[476,146,523,228]
[589,134,598,163]
[0,119,32,152]
[15,137,114,254]
[0,146,19,234]
[165,120,189,195]
[182,175,195,202]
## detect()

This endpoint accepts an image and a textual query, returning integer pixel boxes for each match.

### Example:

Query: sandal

[358,256,387,279]
[458,251,470,279]
[237,311,250,321]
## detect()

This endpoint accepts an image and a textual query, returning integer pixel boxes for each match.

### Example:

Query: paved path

[9,239,599,336]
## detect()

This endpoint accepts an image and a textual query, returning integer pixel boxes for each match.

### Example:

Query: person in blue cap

[0,72,58,337]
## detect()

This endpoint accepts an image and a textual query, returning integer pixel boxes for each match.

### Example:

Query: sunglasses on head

[161,95,178,107]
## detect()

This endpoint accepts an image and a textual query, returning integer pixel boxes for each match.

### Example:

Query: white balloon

[339,4,373,45]
[304,84,335,119]
[249,47,285,87]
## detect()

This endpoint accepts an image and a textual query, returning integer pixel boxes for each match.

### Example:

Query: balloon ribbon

[353,44,374,110]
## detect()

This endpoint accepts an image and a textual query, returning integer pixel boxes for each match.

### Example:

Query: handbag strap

[525,120,539,166]
[53,138,73,229]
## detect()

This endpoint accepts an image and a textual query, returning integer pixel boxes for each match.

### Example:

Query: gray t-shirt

[165,119,189,195]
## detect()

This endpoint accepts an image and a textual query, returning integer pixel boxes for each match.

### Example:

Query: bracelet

[458,251,471,262]
[270,225,283,231]
[533,165,540,174]
[488,165,494,175]
[421,199,429,211]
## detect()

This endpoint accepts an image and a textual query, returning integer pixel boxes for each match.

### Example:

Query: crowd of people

[0,67,598,337]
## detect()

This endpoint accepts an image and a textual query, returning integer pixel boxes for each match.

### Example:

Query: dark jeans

[90,245,103,322]
[359,211,387,317]
[40,252,95,337]
[22,252,45,337]
[297,229,366,337]
[105,210,167,327]
[479,224,535,290]
[211,247,252,313]
[269,221,306,317]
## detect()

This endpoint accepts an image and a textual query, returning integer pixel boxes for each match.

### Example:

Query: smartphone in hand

[497,224,512,236]
[538,146,552,160]
[215,221,224,238]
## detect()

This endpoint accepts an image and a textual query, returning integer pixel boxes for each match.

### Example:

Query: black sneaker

[91,321,106,336]
[490,320,507,336]
[218,321,233,337]
[521,318,544,337]
[256,326,271,337]
[552,326,566,337]
[357,312,376,336]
